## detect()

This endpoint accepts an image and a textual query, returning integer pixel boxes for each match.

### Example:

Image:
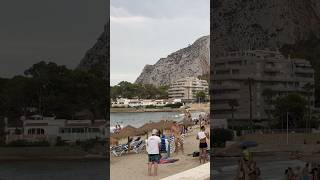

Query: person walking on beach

[236,160,245,180]
[248,161,261,180]
[146,129,161,176]
[171,121,184,154]
[242,146,251,167]
[197,126,209,163]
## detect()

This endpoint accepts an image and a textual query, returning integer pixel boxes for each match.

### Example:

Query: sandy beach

[110,125,210,180]
[110,103,210,113]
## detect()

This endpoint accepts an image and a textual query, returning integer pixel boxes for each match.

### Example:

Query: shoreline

[111,103,209,113]
[110,108,182,113]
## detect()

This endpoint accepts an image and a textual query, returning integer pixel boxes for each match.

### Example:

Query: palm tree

[302,83,314,132]
[228,99,239,130]
[262,88,275,128]
[246,78,254,132]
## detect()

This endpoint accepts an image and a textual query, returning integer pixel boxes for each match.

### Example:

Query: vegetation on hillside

[198,73,210,83]
[110,81,168,100]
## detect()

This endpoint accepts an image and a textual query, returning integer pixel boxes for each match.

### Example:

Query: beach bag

[193,151,200,157]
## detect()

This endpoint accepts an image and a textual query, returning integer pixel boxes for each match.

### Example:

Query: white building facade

[168,77,209,102]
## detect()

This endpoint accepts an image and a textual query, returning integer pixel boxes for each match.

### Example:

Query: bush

[145,105,156,109]
[76,138,101,151]
[164,102,183,108]
[55,136,68,146]
[212,128,234,148]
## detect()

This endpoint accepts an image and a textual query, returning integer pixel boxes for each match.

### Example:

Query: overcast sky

[0,0,106,78]
[110,0,210,86]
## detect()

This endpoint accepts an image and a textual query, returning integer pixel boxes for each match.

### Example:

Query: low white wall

[160,163,210,180]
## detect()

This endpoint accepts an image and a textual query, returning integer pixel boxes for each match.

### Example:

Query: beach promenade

[161,162,210,180]
[110,125,210,180]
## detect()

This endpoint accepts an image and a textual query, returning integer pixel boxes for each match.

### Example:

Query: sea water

[110,111,206,130]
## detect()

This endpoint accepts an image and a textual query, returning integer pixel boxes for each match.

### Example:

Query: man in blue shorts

[147,129,161,176]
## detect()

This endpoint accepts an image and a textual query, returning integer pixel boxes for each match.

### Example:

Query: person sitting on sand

[146,129,161,176]
[196,126,209,164]
[171,121,184,154]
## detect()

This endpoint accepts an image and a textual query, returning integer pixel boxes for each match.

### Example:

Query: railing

[160,163,210,180]
[241,128,313,135]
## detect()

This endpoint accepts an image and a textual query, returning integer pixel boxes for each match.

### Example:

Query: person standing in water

[197,126,209,163]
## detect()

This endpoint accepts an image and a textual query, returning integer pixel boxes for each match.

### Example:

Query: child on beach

[196,126,209,163]
[146,129,161,176]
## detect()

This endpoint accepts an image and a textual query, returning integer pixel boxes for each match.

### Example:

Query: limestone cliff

[135,36,210,86]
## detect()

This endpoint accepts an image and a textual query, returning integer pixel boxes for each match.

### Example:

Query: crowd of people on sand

[145,112,210,177]
[235,147,261,180]
[113,122,122,134]
[284,162,320,180]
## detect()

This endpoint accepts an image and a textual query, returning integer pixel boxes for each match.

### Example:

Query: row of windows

[28,128,45,135]
[59,128,101,133]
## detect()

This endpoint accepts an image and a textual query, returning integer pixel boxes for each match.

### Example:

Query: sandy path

[110,125,210,180]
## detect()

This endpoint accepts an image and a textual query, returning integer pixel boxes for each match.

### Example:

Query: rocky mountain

[135,36,210,86]
[211,0,320,55]
[78,23,109,79]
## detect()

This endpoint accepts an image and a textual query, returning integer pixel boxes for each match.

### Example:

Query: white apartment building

[168,77,209,102]
[5,115,106,144]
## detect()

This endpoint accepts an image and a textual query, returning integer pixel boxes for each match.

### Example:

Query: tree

[110,81,168,99]
[195,91,206,102]
[273,93,307,129]
[280,35,320,107]
[228,99,239,130]
[212,128,234,147]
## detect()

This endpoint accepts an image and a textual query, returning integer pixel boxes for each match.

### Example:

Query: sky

[0,0,107,78]
[110,0,210,86]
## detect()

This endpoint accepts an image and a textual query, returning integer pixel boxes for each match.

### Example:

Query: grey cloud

[0,0,107,78]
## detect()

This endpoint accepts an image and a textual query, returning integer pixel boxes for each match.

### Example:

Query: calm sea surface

[110,111,206,128]
[0,160,108,180]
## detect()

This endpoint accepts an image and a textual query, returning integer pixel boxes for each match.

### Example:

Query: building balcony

[295,67,314,74]
[212,93,241,100]
[211,83,241,90]
[264,66,279,73]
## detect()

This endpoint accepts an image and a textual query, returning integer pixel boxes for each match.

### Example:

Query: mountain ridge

[135,35,210,86]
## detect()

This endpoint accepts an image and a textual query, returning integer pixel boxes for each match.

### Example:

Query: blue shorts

[148,154,160,163]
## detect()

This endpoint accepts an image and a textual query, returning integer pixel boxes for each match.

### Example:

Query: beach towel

[159,157,179,164]
[169,136,175,154]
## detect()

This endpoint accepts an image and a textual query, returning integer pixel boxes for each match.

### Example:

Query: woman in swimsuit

[197,126,209,163]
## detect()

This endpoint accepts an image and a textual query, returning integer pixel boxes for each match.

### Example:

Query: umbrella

[111,125,141,139]
[137,120,175,134]
[110,137,119,146]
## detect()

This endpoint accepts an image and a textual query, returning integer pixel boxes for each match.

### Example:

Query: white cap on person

[152,129,158,135]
